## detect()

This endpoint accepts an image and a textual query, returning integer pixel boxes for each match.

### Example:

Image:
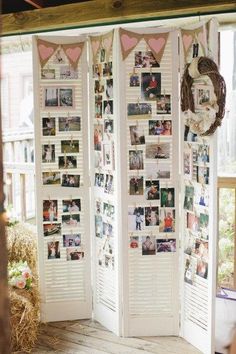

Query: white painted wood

[33,35,92,322]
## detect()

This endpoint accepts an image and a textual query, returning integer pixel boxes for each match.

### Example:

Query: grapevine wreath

[181,56,226,136]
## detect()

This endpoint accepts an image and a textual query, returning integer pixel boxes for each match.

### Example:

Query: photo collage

[92,34,116,270]
[183,140,210,285]
[39,44,85,262]
[126,42,176,256]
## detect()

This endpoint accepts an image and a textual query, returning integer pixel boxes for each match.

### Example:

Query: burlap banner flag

[37,38,59,67]
[119,28,142,61]
[144,32,169,64]
[101,30,114,62]
[61,42,85,69]
[181,25,207,59]
[90,34,102,63]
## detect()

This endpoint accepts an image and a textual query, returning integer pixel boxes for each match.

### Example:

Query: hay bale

[7,223,38,274]
[9,287,40,353]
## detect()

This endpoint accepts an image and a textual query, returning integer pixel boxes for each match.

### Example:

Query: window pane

[218,188,235,289]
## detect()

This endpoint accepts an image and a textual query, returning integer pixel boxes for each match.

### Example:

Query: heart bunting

[144,32,169,64]
[119,28,142,61]
[90,35,102,63]
[61,42,84,69]
[181,25,208,61]
[37,38,59,67]
[102,30,114,62]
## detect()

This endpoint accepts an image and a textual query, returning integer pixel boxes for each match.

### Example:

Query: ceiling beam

[23,0,43,9]
[1,0,236,36]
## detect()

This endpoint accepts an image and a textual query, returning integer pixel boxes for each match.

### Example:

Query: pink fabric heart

[121,34,138,51]
[38,44,54,60]
[65,47,81,63]
[148,37,165,53]
[103,37,112,50]
[91,40,100,55]
[183,34,193,51]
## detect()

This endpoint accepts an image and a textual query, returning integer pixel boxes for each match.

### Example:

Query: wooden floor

[34,319,202,354]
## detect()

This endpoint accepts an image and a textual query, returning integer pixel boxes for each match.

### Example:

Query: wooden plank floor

[34,319,202,354]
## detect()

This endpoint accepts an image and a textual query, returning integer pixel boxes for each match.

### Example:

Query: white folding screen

[180,19,218,354]
[118,28,180,337]
[89,31,120,335]
[32,21,219,350]
[33,36,92,322]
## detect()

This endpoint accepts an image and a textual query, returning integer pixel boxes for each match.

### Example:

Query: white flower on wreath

[184,102,218,135]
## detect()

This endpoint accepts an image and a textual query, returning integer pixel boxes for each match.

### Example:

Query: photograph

[47,241,60,259]
[160,188,175,207]
[134,51,160,68]
[52,48,66,63]
[41,69,56,80]
[129,150,144,170]
[103,143,112,169]
[58,155,77,169]
[100,48,105,62]
[59,88,74,107]
[95,173,104,187]
[104,119,114,134]
[106,79,113,99]
[61,174,80,187]
[95,101,102,118]
[128,207,144,231]
[184,148,192,177]
[43,200,58,222]
[184,256,197,285]
[95,215,103,238]
[103,100,113,115]
[63,234,81,247]
[194,238,209,259]
[195,184,209,207]
[66,248,84,261]
[43,223,61,237]
[142,236,156,255]
[103,202,115,219]
[60,65,78,79]
[156,238,176,252]
[148,120,172,136]
[196,259,208,279]
[145,207,159,226]
[197,166,209,184]
[129,125,145,145]
[94,124,103,151]
[195,85,213,109]
[183,185,194,211]
[58,116,81,132]
[61,140,79,154]
[96,200,102,214]
[145,162,171,180]
[42,117,56,136]
[184,230,195,255]
[129,236,139,249]
[43,87,58,107]
[62,199,81,213]
[103,222,113,238]
[94,151,102,169]
[104,174,114,194]
[159,208,175,232]
[146,142,170,159]
[42,171,60,185]
[184,125,198,142]
[187,212,200,233]
[42,144,55,163]
[62,213,80,227]
[141,73,161,100]
[129,176,144,195]
[93,63,102,79]
[199,213,209,237]
[129,74,140,87]
[197,144,210,164]
[94,80,104,94]
[145,180,159,200]
[127,103,152,119]
[103,62,112,76]
[156,95,171,114]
